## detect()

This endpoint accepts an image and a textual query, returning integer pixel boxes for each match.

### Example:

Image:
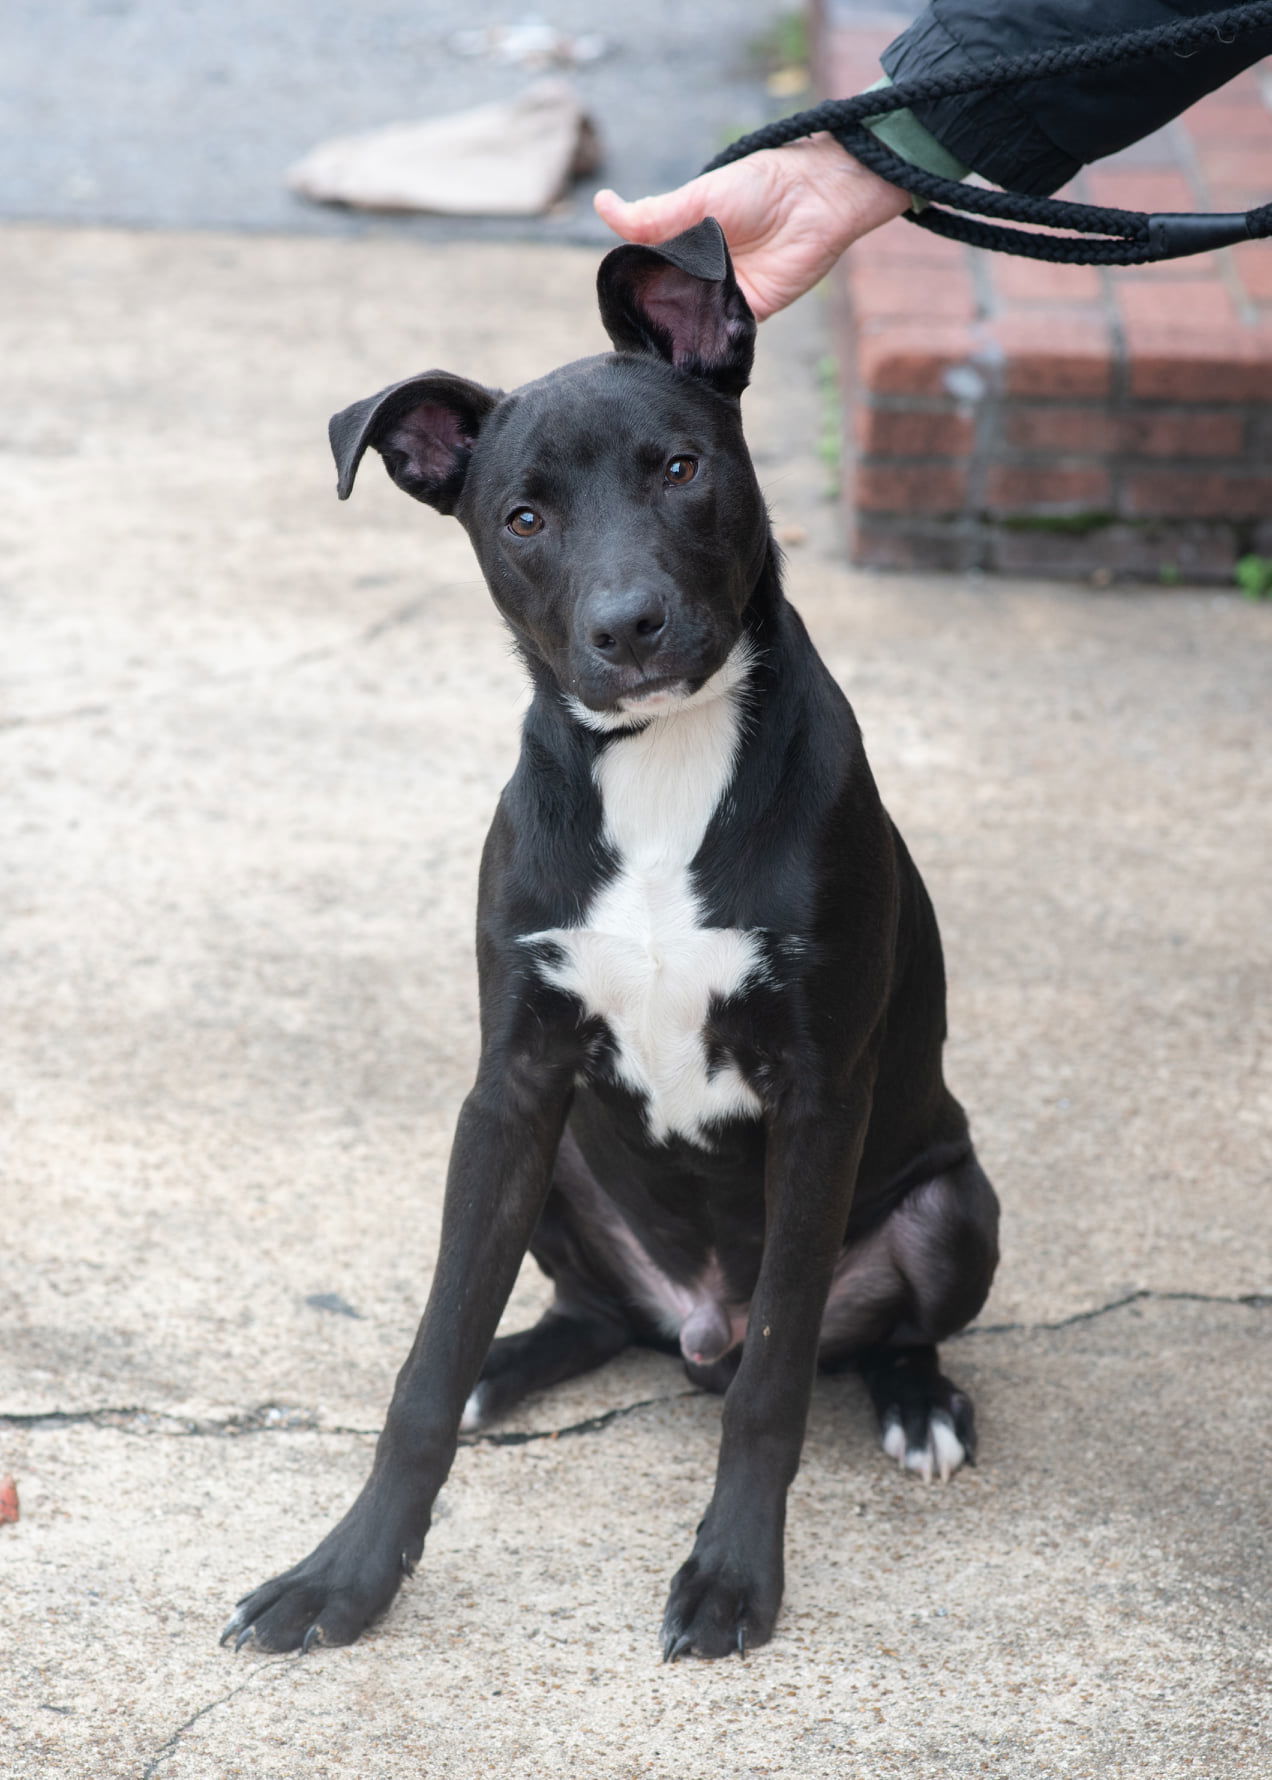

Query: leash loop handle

[702,2,1272,264]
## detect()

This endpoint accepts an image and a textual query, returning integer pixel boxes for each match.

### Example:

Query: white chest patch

[525,647,764,1145]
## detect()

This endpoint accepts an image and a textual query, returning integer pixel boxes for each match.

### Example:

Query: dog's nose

[586,590,668,664]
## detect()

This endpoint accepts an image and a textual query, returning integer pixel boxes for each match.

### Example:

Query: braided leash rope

[702,2,1272,263]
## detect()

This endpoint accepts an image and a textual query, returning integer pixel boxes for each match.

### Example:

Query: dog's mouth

[566,642,754,734]
[563,668,713,733]
[615,674,695,713]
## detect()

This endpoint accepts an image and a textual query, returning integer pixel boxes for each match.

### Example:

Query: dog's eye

[507,508,544,537]
[665,456,698,486]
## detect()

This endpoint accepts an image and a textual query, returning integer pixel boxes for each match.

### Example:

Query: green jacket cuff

[861,76,970,212]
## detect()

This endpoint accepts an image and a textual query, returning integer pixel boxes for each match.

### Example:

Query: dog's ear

[328,372,502,511]
[597,217,755,398]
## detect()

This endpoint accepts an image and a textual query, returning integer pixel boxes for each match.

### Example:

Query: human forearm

[878,0,1272,197]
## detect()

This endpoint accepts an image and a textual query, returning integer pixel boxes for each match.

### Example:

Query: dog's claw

[218,1613,243,1648]
[234,1624,256,1653]
[301,1624,324,1655]
[737,1624,747,1660]
[663,1631,693,1664]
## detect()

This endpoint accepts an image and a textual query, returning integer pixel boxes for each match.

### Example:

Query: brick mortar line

[1091,153,1136,529]
[859,452,1264,467]
[865,395,1262,412]
[1170,114,1256,326]
[964,228,1008,576]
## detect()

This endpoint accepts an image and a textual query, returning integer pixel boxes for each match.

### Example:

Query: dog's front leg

[662,1077,874,1661]
[222,1050,572,1653]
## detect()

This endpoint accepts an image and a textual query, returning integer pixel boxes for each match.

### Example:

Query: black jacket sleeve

[878,0,1272,195]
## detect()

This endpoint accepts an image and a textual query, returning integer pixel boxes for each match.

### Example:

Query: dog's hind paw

[458,1383,489,1433]
[861,1345,977,1484]
[880,1403,970,1483]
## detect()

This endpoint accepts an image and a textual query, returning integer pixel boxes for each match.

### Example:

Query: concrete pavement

[2,221,1269,1777]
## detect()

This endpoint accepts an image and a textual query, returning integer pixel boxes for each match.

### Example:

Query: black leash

[701,2,1272,263]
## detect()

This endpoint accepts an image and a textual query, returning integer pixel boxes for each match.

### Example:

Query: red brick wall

[820,15,1272,580]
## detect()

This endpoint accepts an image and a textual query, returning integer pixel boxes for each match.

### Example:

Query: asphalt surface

[1,0,790,239]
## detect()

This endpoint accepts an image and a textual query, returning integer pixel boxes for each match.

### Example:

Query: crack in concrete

[2,1292,1265,1439]
[460,1389,699,1447]
[141,1655,292,1778]
[0,1403,381,1437]
[957,1287,1270,1339]
[0,1391,698,1444]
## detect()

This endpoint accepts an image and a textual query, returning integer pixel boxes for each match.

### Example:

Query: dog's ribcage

[525,677,764,1145]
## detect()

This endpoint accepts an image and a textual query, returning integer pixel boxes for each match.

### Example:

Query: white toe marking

[883,1407,967,1483]
[459,1385,487,1433]
[881,1414,906,1463]
[929,1410,965,1483]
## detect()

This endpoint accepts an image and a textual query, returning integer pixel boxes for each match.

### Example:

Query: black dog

[222,219,999,1662]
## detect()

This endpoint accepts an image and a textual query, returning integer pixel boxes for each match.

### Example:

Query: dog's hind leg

[461,1306,630,1431]
[460,1165,634,1431]
[821,1151,999,1481]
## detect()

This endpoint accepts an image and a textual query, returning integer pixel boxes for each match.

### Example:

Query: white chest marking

[526,647,764,1145]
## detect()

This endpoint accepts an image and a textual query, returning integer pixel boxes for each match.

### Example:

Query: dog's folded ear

[597,217,756,399]
[329,372,502,511]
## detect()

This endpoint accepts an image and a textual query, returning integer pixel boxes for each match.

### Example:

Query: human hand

[593,135,910,321]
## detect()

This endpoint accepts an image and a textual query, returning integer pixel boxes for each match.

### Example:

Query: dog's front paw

[221,1520,423,1654]
[660,1533,782,1661]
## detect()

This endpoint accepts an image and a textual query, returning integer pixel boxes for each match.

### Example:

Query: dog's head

[329,220,769,719]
